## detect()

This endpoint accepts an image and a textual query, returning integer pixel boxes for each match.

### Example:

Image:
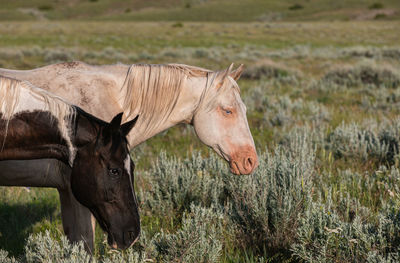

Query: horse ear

[230,64,244,81]
[120,115,139,137]
[98,113,124,146]
[108,112,124,133]
[217,63,235,89]
[224,63,234,77]
[227,62,234,72]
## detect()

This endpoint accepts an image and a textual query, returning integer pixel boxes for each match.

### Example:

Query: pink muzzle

[229,146,259,175]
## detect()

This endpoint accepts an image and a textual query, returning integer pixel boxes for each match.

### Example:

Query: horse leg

[33,159,98,252]
[0,159,97,253]
[56,163,97,253]
[58,187,96,253]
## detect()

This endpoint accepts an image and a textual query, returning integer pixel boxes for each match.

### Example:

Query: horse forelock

[196,70,241,113]
[227,76,241,93]
[0,75,76,164]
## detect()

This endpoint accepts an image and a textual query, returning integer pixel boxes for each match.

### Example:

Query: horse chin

[107,233,118,249]
[229,161,241,175]
[211,144,258,175]
[122,231,139,249]
[212,146,245,175]
[106,229,139,250]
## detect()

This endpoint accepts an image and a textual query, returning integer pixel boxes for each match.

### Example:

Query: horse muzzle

[229,146,259,175]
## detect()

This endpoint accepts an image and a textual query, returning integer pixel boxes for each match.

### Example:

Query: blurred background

[1,1,400,262]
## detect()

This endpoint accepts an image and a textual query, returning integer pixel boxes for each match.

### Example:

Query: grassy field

[0,0,400,21]
[1,1,400,262]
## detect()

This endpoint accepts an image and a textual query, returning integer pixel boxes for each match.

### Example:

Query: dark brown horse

[0,76,140,250]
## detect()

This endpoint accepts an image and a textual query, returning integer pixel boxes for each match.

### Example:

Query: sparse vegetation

[0,0,398,21]
[241,60,299,81]
[321,63,400,88]
[1,2,400,262]
[369,2,384,9]
[375,13,387,19]
[288,4,304,10]
[37,5,53,11]
[171,22,184,28]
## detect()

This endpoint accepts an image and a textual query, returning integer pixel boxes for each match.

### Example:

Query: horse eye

[225,110,232,114]
[109,168,121,177]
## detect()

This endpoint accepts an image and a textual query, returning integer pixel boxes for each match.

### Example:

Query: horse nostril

[247,157,253,167]
[244,157,254,170]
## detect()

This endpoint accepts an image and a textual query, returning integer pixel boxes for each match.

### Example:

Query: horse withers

[0,76,140,250]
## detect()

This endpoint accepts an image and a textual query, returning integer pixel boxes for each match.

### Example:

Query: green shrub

[327,121,399,164]
[244,90,330,128]
[375,13,387,19]
[361,87,400,112]
[313,165,400,218]
[139,151,226,218]
[226,131,315,253]
[1,204,222,263]
[328,123,386,161]
[241,60,298,81]
[381,48,400,60]
[0,250,18,263]
[291,195,400,262]
[22,231,147,263]
[100,246,147,263]
[151,204,223,263]
[44,50,73,63]
[243,85,270,113]
[139,130,318,256]
[265,97,330,127]
[23,231,91,263]
[321,64,400,88]
[172,22,184,28]
[340,47,400,60]
[369,3,384,9]
[289,4,304,10]
[37,5,53,11]
[193,48,209,58]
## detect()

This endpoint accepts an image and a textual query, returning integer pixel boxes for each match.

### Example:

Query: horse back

[0,62,127,121]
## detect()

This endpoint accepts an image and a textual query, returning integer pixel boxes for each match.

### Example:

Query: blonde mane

[0,76,76,163]
[121,63,239,134]
[121,64,211,133]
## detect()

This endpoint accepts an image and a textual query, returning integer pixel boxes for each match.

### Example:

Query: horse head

[192,64,259,175]
[70,113,140,250]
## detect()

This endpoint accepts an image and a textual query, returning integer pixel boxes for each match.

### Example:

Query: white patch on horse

[124,154,136,200]
[124,154,131,176]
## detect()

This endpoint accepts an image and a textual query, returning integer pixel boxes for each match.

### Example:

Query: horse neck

[0,111,72,165]
[123,75,207,147]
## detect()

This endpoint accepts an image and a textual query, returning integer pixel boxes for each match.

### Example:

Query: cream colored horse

[0,62,258,251]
